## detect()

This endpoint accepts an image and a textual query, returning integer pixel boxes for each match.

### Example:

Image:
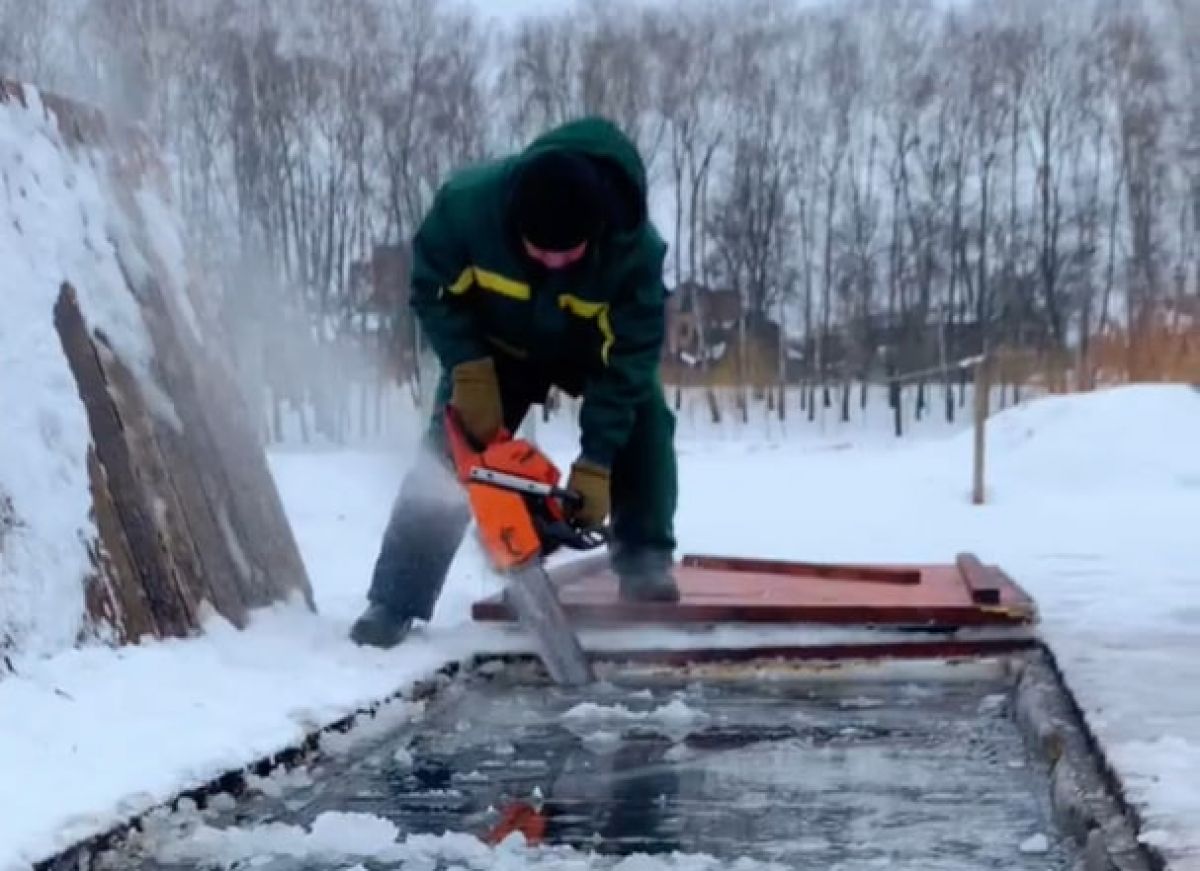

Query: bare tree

[2,0,1192,439]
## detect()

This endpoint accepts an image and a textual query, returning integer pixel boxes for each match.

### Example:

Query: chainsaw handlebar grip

[551,486,584,510]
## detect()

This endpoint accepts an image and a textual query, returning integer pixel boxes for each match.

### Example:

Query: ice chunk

[653,699,710,731]
[582,730,623,753]
[664,742,694,762]
[978,693,1007,714]
[560,699,709,741]
[837,696,883,710]
[476,659,506,677]
[1018,833,1049,854]
[320,699,426,756]
[174,797,198,817]
[207,792,237,813]
[1138,829,1173,848]
[308,812,399,856]
[561,701,637,723]
[245,765,313,798]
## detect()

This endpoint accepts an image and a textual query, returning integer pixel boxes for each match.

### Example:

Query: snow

[0,604,483,869]
[154,811,403,866]
[0,83,194,659]
[147,811,788,870]
[1,383,1198,870]
[1019,833,1051,854]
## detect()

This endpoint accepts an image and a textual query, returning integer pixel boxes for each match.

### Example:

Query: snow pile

[0,85,192,657]
[943,384,1200,495]
[156,811,401,866]
[148,810,786,870]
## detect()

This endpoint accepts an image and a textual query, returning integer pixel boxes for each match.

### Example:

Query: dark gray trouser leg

[366,366,540,620]
[366,433,472,620]
[609,380,678,560]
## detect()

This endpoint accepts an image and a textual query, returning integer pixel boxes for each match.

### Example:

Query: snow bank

[0,80,309,660]
[943,384,1200,496]
[0,604,482,869]
[0,84,167,656]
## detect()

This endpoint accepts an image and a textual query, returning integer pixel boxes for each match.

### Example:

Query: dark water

[110,660,1077,870]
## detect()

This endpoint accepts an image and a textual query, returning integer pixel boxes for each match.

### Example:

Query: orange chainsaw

[444,407,601,685]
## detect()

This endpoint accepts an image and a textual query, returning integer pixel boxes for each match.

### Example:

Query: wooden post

[972,354,990,505]
[888,364,902,438]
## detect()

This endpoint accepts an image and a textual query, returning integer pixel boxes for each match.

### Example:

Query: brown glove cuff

[450,357,503,445]
[568,459,611,527]
[571,458,610,479]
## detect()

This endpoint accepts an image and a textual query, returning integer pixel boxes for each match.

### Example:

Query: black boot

[349,603,414,649]
[611,546,681,603]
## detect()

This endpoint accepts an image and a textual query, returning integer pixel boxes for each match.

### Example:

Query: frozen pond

[112,659,1078,870]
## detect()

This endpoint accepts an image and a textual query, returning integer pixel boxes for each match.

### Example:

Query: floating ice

[1018,833,1049,854]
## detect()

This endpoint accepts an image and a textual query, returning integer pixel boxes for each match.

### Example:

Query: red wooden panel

[682,554,922,585]
[472,553,1036,628]
[956,552,1001,605]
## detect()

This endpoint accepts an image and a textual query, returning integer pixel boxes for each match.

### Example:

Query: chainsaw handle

[536,518,610,552]
[550,486,583,511]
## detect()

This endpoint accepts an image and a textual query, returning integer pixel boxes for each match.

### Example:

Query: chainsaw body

[444,409,606,571]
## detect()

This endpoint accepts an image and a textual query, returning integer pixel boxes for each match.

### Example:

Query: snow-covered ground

[1,384,1198,870]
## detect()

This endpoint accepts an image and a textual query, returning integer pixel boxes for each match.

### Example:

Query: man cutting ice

[351,117,680,649]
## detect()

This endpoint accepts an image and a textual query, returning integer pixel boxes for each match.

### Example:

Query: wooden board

[472,552,1036,629]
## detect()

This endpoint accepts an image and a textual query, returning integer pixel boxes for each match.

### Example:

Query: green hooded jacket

[409,117,668,468]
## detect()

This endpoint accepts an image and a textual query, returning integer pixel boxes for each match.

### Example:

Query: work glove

[450,357,503,445]
[566,458,611,528]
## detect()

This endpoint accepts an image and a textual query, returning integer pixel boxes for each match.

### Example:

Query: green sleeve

[578,241,668,467]
[408,188,486,369]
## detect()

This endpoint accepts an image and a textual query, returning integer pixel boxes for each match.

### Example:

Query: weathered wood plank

[54,285,197,637]
[83,448,157,643]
